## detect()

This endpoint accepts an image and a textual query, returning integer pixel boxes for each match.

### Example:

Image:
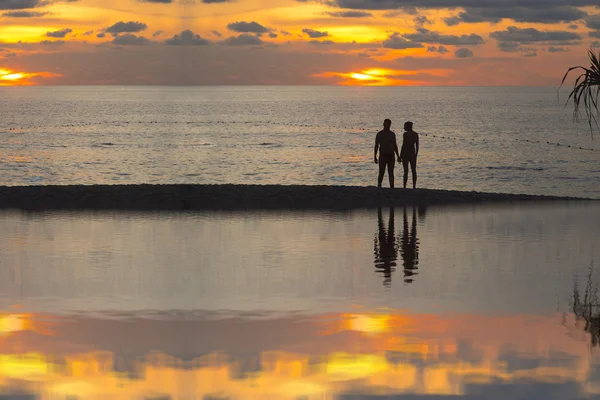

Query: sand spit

[0,184,592,211]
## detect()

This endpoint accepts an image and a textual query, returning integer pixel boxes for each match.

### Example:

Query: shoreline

[0,184,594,211]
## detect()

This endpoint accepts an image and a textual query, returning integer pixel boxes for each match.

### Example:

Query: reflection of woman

[400,121,420,189]
[400,206,419,283]
[374,207,398,287]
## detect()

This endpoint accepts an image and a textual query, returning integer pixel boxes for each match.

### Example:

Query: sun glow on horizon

[314,68,445,86]
[0,67,61,86]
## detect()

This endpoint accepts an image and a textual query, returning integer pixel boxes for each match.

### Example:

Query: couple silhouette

[374,206,422,287]
[374,119,419,189]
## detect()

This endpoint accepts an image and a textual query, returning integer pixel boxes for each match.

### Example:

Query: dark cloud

[309,39,335,44]
[46,28,72,38]
[427,45,448,53]
[443,16,461,26]
[326,0,595,24]
[201,0,235,3]
[586,14,600,30]
[302,28,329,38]
[221,33,263,46]
[96,32,105,38]
[491,26,581,52]
[268,32,278,38]
[211,30,222,37]
[323,10,373,17]
[404,28,484,45]
[455,47,473,58]
[414,15,431,26]
[444,6,586,25]
[227,21,269,33]
[39,39,66,44]
[152,30,163,37]
[164,29,211,45]
[111,34,151,45]
[496,41,520,52]
[139,0,172,2]
[330,0,597,9]
[1,10,48,17]
[0,0,78,9]
[382,32,423,49]
[490,26,581,44]
[105,21,147,36]
[568,24,578,29]
[0,0,42,10]
[591,31,600,38]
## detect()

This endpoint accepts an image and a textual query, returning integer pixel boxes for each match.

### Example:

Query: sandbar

[0,184,592,211]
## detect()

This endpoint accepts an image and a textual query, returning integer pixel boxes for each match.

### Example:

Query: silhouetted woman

[400,121,419,189]
[400,206,419,283]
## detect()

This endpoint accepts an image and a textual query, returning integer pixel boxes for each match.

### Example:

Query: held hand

[374,157,378,164]
[397,156,401,163]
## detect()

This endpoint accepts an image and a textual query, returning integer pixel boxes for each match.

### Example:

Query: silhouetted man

[400,121,419,189]
[374,207,399,287]
[374,119,400,188]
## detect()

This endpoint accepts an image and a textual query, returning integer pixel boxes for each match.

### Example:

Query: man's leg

[388,156,395,188]
[378,158,386,187]
[410,158,417,189]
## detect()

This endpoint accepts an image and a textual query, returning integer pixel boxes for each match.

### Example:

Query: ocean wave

[257,143,283,147]
[92,142,118,147]
[486,166,545,172]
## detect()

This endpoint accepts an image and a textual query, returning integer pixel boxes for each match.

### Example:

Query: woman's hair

[404,121,413,130]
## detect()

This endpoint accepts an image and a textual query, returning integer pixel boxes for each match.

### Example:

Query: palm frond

[559,49,600,137]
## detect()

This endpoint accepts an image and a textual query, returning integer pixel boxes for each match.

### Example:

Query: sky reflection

[0,309,599,399]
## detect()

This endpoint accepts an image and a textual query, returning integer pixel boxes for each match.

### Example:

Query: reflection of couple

[374,119,419,189]
[374,206,422,286]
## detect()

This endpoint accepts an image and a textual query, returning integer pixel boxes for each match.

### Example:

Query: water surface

[1,202,600,398]
[1,86,599,198]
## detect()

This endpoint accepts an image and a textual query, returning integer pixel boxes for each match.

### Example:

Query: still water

[1,202,600,398]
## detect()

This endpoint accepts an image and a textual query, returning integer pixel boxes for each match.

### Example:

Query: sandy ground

[0,184,592,211]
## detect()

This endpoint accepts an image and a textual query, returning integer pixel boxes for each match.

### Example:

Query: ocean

[1,85,599,197]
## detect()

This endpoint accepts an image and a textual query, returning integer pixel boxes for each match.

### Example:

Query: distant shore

[0,184,593,211]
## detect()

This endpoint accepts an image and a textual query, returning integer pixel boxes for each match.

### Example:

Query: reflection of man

[400,206,420,283]
[374,207,399,287]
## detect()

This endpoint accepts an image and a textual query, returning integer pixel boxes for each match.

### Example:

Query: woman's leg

[410,158,417,188]
[402,159,409,189]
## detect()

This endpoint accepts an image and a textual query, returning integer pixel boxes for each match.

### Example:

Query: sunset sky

[0,0,599,86]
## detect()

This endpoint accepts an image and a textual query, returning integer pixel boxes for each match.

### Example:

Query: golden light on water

[348,313,390,334]
[0,310,596,398]
[0,314,25,334]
